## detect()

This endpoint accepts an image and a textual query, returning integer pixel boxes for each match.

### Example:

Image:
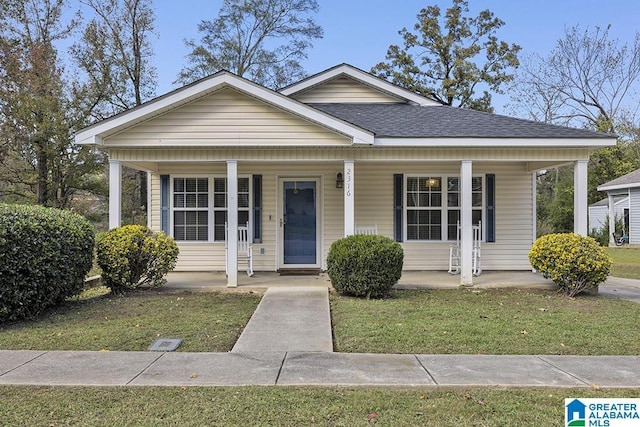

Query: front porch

[162,270,557,291]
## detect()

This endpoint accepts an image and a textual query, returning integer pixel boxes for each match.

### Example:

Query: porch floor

[163,270,557,291]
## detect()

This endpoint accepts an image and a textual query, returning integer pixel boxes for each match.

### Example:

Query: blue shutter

[393,174,403,242]
[253,175,262,243]
[160,175,170,235]
[486,174,495,242]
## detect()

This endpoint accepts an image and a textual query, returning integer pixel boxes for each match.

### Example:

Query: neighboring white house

[598,168,640,245]
[588,196,629,234]
[74,64,616,287]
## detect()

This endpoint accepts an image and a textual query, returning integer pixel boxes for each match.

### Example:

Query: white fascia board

[374,137,616,148]
[74,72,374,146]
[279,64,440,107]
[598,183,640,192]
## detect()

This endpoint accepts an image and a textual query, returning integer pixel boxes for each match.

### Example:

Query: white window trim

[404,174,485,242]
[169,175,252,243]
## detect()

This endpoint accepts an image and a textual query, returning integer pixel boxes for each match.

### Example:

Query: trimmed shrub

[327,234,403,298]
[529,233,611,297]
[0,204,94,322]
[96,225,179,294]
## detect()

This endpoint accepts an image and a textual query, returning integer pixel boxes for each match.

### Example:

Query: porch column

[460,160,473,286]
[532,172,537,244]
[226,161,238,288]
[573,160,588,236]
[608,193,616,245]
[108,160,122,229]
[344,160,355,236]
[147,171,152,229]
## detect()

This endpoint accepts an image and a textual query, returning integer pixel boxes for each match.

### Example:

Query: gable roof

[598,168,640,192]
[312,103,615,146]
[74,70,374,146]
[279,63,440,107]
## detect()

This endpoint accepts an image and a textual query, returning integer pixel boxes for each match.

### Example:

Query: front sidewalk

[1,350,639,387]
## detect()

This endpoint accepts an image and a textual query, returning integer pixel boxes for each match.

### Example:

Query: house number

[346,168,352,196]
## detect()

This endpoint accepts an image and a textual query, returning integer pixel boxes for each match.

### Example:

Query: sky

[152,0,640,113]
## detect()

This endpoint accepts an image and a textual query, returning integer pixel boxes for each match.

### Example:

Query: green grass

[331,289,640,355]
[607,247,640,279]
[0,289,261,352]
[0,386,636,426]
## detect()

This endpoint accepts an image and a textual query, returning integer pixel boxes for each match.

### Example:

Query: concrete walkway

[231,287,333,353]
[1,350,639,387]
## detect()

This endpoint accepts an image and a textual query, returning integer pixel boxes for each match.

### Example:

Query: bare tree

[177,0,323,89]
[509,25,640,133]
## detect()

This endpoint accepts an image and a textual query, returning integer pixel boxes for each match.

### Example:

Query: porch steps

[231,287,333,353]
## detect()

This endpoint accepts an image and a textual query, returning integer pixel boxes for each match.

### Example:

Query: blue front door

[283,180,317,265]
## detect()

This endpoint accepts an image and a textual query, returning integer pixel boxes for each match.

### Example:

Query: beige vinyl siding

[353,162,534,271]
[291,77,405,104]
[149,159,534,272]
[107,88,350,147]
[480,164,534,270]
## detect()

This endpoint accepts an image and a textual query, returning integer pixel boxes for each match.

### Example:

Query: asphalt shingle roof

[312,103,613,139]
[600,168,640,188]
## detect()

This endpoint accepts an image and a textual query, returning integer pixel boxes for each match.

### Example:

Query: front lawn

[0,386,636,426]
[331,289,640,355]
[0,289,261,352]
[607,246,640,279]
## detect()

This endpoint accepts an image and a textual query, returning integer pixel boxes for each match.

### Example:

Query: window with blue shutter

[160,175,169,235]
[486,174,496,242]
[393,174,403,242]
[253,175,262,243]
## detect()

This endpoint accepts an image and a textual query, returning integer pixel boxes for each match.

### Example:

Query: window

[173,178,209,241]
[172,176,251,242]
[213,177,250,242]
[406,177,441,240]
[405,175,483,241]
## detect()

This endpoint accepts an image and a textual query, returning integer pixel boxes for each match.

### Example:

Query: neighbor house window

[406,175,483,241]
[173,178,209,241]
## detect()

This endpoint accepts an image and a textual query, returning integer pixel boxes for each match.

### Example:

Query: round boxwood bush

[96,225,179,294]
[327,234,403,298]
[529,233,611,297]
[0,204,95,322]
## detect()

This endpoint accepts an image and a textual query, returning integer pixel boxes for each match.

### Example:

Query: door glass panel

[283,181,316,265]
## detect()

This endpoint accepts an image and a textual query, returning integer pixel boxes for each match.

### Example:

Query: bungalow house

[598,168,640,245]
[74,64,615,287]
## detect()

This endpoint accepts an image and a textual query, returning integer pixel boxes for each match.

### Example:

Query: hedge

[0,204,94,322]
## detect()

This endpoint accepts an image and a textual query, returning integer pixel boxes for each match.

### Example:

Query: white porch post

[460,160,473,286]
[146,171,152,229]
[226,161,238,287]
[108,160,122,229]
[574,160,588,236]
[532,172,537,244]
[608,193,616,245]
[344,160,355,236]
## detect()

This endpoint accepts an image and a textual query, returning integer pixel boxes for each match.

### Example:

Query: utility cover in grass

[148,338,183,351]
